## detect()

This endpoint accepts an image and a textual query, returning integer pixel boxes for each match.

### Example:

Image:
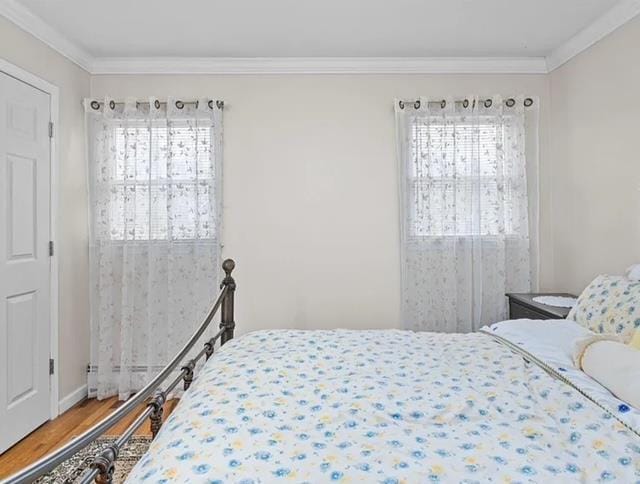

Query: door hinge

[48,121,54,138]
[49,240,54,256]
[49,358,55,375]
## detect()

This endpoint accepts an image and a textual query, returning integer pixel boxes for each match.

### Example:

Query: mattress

[126,323,640,483]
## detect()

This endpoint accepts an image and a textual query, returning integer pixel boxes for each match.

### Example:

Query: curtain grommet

[216,100,224,110]
[462,99,469,108]
[154,99,161,109]
[398,100,405,110]
[414,100,420,110]
[484,99,492,108]
[440,100,446,109]
[90,100,100,110]
[175,100,185,109]
[524,98,534,107]
[506,98,516,107]
[109,100,116,110]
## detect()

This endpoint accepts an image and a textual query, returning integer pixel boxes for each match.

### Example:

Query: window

[106,119,217,241]
[86,98,223,399]
[407,114,526,238]
[396,97,536,332]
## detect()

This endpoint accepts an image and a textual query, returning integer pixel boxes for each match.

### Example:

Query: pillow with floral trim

[567,275,640,342]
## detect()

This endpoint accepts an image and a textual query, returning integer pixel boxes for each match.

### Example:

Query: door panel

[7,291,38,408]
[0,72,51,453]
[7,154,37,260]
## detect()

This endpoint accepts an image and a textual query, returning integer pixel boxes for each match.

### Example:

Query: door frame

[0,57,60,420]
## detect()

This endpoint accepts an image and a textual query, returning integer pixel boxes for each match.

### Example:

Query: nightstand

[506,293,577,320]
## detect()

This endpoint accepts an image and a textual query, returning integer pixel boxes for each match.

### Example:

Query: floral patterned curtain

[84,97,223,399]
[395,96,538,332]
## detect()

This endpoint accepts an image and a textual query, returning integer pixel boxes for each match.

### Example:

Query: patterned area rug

[34,436,150,483]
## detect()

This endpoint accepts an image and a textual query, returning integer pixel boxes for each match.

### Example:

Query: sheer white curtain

[396,96,538,333]
[85,97,223,399]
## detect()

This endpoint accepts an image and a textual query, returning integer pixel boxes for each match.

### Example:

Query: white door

[0,71,51,453]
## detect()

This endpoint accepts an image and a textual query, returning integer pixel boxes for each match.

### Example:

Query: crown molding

[546,0,640,72]
[90,56,548,75]
[0,0,93,71]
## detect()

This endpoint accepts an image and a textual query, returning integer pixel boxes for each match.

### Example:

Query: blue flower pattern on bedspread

[126,330,640,483]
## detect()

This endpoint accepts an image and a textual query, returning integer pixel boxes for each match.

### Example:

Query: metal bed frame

[3,258,237,484]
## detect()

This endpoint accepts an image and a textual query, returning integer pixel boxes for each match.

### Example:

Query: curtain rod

[397,97,534,110]
[85,99,224,110]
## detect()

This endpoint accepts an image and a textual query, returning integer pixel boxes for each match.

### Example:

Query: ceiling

[12,0,620,57]
[2,0,639,73]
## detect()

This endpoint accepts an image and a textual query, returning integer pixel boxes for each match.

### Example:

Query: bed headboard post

[220,258,236,345]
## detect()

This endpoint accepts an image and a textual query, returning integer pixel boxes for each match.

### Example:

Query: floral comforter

[126,328,640,483]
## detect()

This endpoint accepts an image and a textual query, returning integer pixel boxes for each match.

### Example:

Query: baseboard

[58,384,88,414]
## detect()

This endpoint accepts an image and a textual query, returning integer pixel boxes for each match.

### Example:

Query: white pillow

[576,339,640,409]
[625,264,640,281]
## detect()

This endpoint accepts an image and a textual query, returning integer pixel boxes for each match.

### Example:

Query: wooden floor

[0,397,179,479]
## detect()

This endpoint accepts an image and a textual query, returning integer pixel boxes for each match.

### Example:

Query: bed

[125,320,640,483]
[7,261,638,483]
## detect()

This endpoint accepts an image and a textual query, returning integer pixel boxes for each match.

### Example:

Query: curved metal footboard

[3,259,237,484]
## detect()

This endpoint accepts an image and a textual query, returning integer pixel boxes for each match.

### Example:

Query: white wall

[0,17,90,400]
[550,15,640,294]
[92,74,553,334]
